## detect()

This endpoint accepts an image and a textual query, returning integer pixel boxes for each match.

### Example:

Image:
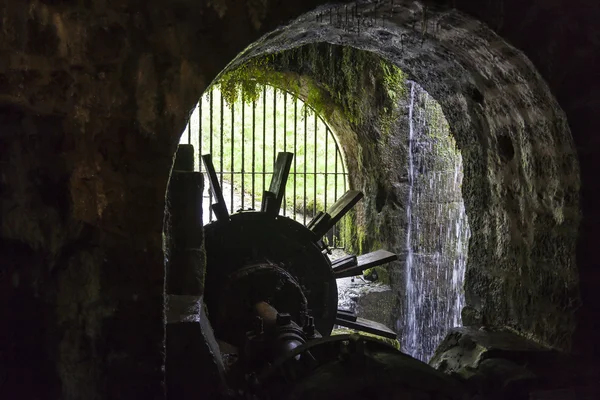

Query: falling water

[401,82,471,362]
[404,82,418,356]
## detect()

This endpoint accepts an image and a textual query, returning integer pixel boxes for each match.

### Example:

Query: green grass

[181,84,349,218]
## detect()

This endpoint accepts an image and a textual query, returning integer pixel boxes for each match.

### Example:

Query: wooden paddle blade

[336,309,357,322]
[311,190,363,238]
[262,152,294,216]
[201,154,229,222]
[334,250,397,279]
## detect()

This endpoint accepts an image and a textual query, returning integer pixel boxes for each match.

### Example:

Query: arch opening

[179,83,350,247]
[190,0,580,356]
[181,42,472,361]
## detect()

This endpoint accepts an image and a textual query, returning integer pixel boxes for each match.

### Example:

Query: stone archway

[1,1,597,399]
[215,1,580,352]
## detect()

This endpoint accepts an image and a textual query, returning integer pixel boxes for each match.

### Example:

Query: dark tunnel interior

[1,1,599,399]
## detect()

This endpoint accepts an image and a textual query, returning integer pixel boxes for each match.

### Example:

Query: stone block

[166,298,226,400]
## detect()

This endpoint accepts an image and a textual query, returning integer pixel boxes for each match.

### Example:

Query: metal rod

[220,91,224,195]
[209,90,214,222]
[199,96,203,173]
[334,147,338,245]
[241,92,245,210]
[313,110,317,217]
[231,100,235,214]
[325,126,329,243]
[293,97,297,221]
[340,148,347,248]
[324,128,329,211]
[283,91,287,217]
[303,104,307,226]
[263,86,267,201]
[341,148,347,193]
[273,87,277,181]
[283,92,287,151]
[252,98,256,207]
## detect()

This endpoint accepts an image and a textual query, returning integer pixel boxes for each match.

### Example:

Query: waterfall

[404,82,418,355]
[400,82,471,362]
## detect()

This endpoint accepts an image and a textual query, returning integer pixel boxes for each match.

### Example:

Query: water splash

[401,82,471,362]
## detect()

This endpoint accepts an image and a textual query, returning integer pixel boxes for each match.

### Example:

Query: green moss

[363,265,391,285]
[341,211,366,255]
[214,44,404,136]
[332,327,401,350]
[380,61,407,137]
[214,44,408,255]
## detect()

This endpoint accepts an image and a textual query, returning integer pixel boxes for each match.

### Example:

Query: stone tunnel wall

[226,0,582,353]
[1,0,599,399]
[0,1,337,398]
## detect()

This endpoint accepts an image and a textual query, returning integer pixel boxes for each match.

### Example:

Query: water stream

[401,82,471,362]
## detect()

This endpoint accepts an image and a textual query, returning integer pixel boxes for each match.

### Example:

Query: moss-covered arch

[213,1,581,351]
[208,44,409,261]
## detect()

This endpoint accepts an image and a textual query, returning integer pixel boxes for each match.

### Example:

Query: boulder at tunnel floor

[430,327,600,399]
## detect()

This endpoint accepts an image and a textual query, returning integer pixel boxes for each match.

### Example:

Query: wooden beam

[336,309,357,322]
[331,255,358,272]
[201,154,229,222]
[262,152,294,216]
[334,249,397,279]
[311,190,363,238]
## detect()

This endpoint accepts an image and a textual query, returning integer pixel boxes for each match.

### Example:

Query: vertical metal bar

[324,126,330,245]
[220,91,224,194]
[231,100,235,214]
[334,147,338,245]
[313,109,317,217]
[283,91,287,217]
[283,92,287,151]
[342,148,347,193]
[241,92,245,210]
[324,127,329,211]
[262,86,267,200]
[293,97,297,221]
[252,98,256,207]
[341,148,347,248]
[271,87,277,214]
[303,104,307,226]
[199,96,203,173]
[209,90,214,222]
[273,87,277,173]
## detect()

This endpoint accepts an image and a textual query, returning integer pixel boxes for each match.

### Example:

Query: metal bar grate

[180,83,350,248]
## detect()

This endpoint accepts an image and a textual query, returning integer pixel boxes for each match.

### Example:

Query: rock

[430,327,561,399]
[430,327,553,372]
[337,277,396,331]
[355,285,396,330]
[461,306,483,327]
